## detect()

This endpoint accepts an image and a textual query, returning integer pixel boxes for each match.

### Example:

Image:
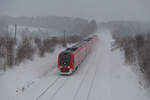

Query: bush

[0,34,84,70]
[112,33,150,83]
[16,37,35,64]
[0,36,15,70]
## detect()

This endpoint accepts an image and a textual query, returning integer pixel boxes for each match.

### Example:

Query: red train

[57,35,98,75]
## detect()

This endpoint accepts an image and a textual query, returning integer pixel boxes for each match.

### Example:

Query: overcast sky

[0,0,150,22]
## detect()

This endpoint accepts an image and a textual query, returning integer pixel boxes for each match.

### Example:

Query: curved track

[73,61,93,100]
[35,75,70,100]
[49,77,69,100]
[86,64,99,100]
[36,76,60,100]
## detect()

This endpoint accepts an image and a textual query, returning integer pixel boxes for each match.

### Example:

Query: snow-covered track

[86,65,98,100]
[36,75,71,100]
[49,77,69,100]
[73,65,91,100]
[36,76,60,100]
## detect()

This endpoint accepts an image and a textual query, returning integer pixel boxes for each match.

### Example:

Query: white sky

[0,0,150,22]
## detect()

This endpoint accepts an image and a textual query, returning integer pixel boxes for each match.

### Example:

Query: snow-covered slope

[0,31,149,100]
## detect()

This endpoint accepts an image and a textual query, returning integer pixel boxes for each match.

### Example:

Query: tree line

[112,32,150,86]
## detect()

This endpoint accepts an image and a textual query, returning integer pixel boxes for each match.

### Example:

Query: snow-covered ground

[0,31,149,100]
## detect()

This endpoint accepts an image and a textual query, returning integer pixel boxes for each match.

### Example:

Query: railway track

[73,64,91,100]
[36,65,97,100]
[86,65,99,100]
[48,61,91,100]
[72,58,98,100]
[36,76,61,100]
[36,52,97,100]
[49,77,69,100]
[36,75,70,100]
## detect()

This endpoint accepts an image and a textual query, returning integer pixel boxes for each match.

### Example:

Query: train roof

[64,42,85,53]
[62,35,97,53]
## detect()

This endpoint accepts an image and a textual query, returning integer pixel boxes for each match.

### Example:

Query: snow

[0,30,149,100]
[0,45,64,100]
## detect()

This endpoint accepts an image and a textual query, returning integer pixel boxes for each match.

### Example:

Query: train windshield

[60,52,71,66]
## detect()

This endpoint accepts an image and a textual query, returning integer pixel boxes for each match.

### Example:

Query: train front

[58,51,73,75]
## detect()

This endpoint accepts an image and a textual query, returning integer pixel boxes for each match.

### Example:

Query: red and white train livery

[57,35,98,75]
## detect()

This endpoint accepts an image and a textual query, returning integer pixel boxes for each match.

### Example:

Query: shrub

[16,37,35,64]
[112,32,150,84]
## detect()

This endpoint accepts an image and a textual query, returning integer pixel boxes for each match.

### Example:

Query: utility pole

[63,30,67,47]
[14,24,17,43]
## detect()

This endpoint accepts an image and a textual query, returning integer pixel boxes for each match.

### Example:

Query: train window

[60,52,71,66]
[66,47,78,51]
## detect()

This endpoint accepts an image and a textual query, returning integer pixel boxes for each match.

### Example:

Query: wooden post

[63,30,67,47]
[14,24,17,43]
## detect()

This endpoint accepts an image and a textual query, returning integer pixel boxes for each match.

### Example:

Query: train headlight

[67,66,71,68]
[59,66,63,68]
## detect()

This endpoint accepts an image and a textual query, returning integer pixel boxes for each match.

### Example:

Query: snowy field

[0,31,149,100]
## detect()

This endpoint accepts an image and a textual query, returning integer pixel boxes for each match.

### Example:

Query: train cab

[58,50,74,74]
